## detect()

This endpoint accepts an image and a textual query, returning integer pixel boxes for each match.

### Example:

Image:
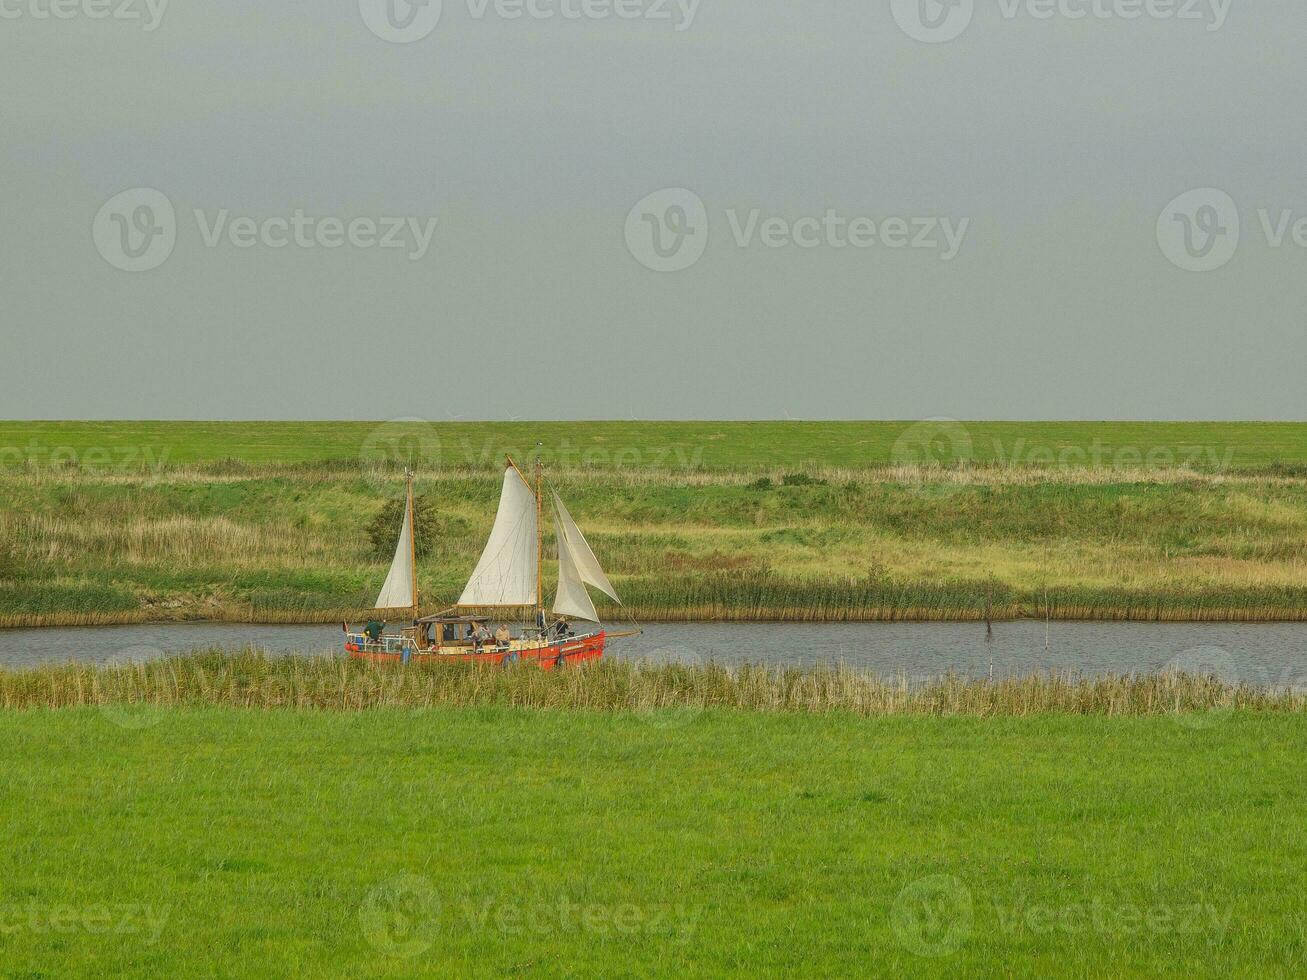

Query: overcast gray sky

[3,1,1304,420]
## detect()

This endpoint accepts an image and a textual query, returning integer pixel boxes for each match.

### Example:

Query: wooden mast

[535,449,544,629]
[406,468,418,618]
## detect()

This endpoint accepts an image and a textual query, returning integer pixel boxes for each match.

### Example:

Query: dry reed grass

[6,461,1307,491]
[2,651,1302,717]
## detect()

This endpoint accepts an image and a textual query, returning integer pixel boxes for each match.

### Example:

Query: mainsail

[552,511,599,622]
[375,493,415,610]
[552,492,620,603]
[458,466,539,606]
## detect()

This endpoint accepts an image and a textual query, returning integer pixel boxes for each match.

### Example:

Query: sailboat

[344,457,629,668]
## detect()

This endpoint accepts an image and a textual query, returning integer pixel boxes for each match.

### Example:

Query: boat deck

[345,630,606,669]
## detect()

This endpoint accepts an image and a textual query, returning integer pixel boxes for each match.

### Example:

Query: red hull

[346,631,605,670]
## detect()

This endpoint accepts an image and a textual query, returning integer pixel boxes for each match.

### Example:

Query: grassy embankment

[1,656,1304,977]
[2,421,1306,625]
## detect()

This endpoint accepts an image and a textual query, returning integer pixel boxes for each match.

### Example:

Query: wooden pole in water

[1044,546,1051,653]
[985,582,994,643]
[985,580,994,683]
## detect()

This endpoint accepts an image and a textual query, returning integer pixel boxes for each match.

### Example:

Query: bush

[746,477,774,491]
[781,472,827,487]
[366,494,456,561]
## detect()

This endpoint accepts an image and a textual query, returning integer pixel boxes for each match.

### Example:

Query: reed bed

[7,460,1307,490]
[4,590,1307,628]
[4,454,1306,626]
[3,650,1304,718]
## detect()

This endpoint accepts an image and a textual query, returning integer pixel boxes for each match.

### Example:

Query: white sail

[553,512,599,622]
[375,498,415,609]
[552,492,619,603]
[459,467,538,606]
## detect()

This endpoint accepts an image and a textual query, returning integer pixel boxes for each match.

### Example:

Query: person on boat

[365,619,385,643]
[553,617,573,640]
[471,623,492,651]
[494,624,512,650]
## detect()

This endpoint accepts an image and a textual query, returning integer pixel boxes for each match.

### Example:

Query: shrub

[366,494,450,561]
[781,472,827,487]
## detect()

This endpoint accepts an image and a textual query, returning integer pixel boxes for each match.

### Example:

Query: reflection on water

[1,620,1306,689]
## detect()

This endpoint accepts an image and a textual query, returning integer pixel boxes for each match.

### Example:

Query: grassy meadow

[3,419,1307,470]
[1,685,1303,976]
[1,421,1306,625]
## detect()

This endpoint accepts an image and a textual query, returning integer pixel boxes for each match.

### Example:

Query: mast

[407,468,418,617]
[534,448,544,627]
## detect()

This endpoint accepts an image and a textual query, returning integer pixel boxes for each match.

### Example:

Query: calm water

[1,620,1306,688]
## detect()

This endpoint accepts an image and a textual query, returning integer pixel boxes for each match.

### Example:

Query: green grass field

[3,420,1307,470]
[1,705,1303,977]
[2,421,1306,624]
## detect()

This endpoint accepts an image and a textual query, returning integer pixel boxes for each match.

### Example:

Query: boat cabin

[419,613,485,651]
